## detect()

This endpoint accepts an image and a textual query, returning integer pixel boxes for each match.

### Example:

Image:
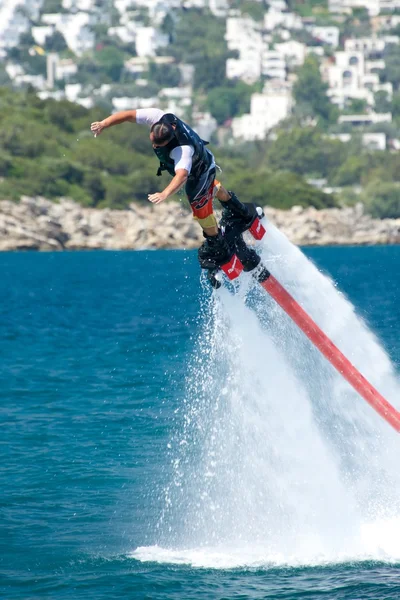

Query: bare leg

[203,224,219,236]
[215,186,231,202]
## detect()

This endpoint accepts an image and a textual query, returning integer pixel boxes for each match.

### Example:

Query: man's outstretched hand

[90,121,105,137]
[148,192,167,204]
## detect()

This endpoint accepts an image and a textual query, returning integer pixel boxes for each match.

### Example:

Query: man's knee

[196,213,218,230]
[215,185,230,202]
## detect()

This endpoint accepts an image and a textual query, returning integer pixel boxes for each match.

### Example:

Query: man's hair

[150,121,174,145]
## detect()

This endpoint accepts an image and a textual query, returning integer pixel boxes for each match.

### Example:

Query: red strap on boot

[249,217,266,240]
[221,254,243,280]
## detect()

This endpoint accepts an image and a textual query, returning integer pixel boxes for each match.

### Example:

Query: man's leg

[186,170,232,267]
[186,168,219,235]
[215,185,252,224]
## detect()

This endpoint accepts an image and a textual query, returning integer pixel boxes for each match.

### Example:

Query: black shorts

[185,165,216,221]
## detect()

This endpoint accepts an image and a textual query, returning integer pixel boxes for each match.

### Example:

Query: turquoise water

[2,246,400,599]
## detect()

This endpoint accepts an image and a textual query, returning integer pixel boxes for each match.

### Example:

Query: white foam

[133,221,400,568]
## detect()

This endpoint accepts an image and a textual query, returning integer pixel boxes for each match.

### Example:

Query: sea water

[2,239,400,599]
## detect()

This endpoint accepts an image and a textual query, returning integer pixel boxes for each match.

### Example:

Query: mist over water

[133,221,400,569]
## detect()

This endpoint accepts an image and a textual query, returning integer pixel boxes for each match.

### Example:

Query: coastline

[1,196,400,251]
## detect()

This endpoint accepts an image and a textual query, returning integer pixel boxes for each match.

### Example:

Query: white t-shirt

[136,108,194,174]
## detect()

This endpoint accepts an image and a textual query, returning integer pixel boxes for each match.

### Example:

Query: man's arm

[148,169,188,205]
[90,110,137,136]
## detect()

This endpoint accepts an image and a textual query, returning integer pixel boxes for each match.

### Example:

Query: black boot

[220,191,253,225]
[234,236,261,272]
[198,230,233,271]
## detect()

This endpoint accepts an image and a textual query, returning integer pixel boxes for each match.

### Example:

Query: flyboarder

[90,108,256,271]
[91,110,400,432]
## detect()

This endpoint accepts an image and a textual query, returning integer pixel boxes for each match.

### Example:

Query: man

[90,108,253,266]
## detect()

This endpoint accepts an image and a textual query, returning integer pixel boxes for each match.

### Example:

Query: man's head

[150,121,175,148]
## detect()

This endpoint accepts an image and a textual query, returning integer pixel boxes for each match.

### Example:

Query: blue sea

[2,244,400,599]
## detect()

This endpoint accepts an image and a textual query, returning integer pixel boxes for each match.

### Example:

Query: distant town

[1,0,400,148]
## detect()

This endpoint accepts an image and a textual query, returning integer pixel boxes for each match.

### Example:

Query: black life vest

[153,113,212,178]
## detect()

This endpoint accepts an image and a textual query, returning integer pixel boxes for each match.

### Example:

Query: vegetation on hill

[0,87,334,210]
[1,87,400,215]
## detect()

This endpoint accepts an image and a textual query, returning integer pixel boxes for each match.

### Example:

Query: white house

[275,40,307,68]
[135,26,169,57]
[209,0,230,17]
[42,12,95,55]
[62,0,96,11]
[225,17,264,83]
[322,48,393,109]
[0,1,30,50]
[32,26,54,47]
[158,86,192,113]
[65,83,83,103]
[108,25,137,45]
[232,80,293,141]
[262,50,286,79]
[264,4,303,31]
[191,111,218,141]
[338,112,392,125]
[329,131,387,149]
[112,96,159,111]
[311,26,340,48]
[329,0,400,16]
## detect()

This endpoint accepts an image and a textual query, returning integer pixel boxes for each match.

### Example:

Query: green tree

[205,81,256,124]
[392,92,400,122]
[330,155,366,186]
[0,64,11,86]
[268,128,344,177]
[233,0,268,21]
[364,181,400,218]
[345,98,368,114]
[381,44,400,91]
[96,46,125,82]
[293,55,337,125]
[148,62,181,88]
[164,9,233,92]
[374,90,392,113]
[45,30,68,53]
[42,0,64,12]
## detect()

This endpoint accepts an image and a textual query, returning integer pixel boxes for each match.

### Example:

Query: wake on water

[132,219,400,568]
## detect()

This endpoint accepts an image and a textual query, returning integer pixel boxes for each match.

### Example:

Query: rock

[1,196,400,251]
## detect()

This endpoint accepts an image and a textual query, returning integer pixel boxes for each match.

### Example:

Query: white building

[112,96,159,111]
[42,12,95,55]
[47,53,58,88]
[329,0,400,16]
[62,0,96,11]
[232,80,293,141]
[372,14,400,31]
[275,40,307,68]
[108,25,137,45]
[0,2,29,50]
[322,48,393,109]
[262,50,286,79]
[135,27,169,57]
[264,3,303,31]
[311,26,340,48]
[225,17,263,83]
[329,131,387,149]
[209,0,229,17]
[191,111,218,141]
[32,26,54,47]
[158,86,192,113]
[345,37,385,56]
[65,83,83,103]
[338,112,392,125]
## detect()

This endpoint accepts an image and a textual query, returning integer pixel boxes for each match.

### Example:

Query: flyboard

[199,205,400,433]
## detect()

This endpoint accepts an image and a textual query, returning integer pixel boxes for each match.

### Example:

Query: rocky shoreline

[1,196,400,251]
